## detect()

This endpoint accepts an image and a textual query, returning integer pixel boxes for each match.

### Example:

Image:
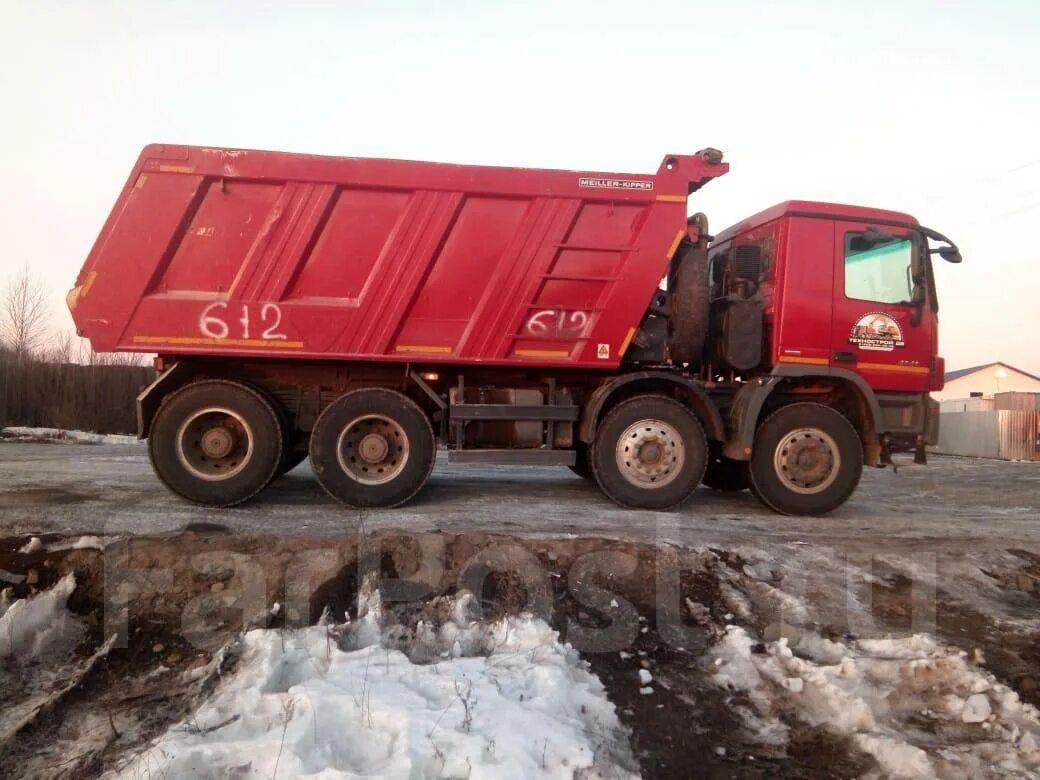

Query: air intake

[733,246,762,280]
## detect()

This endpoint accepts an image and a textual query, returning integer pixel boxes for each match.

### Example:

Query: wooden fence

[0,349,155,435]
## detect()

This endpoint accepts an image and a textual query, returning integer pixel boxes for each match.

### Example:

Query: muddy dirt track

[1,443,1039,778]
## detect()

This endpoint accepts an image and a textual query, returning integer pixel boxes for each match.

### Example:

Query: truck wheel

[309,388,435,508]
[591,394,707,509]
[748,402,862,516]
[148,380,284,506]
[569,443,593,479]
[703,448,750,492]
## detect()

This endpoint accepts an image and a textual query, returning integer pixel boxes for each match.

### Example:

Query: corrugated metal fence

[934,410,1040,461]
[998,410,1040,461]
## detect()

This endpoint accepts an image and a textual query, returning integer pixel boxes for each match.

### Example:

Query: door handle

[833,351,857,364]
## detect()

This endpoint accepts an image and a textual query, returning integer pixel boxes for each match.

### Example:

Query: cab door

[829,221,933,392]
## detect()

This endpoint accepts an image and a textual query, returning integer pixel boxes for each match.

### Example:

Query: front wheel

[309,388,435,508]
[591,394,708,509]
[748,402,862,515]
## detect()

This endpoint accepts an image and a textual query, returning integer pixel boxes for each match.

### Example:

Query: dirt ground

[1,443,1038,778]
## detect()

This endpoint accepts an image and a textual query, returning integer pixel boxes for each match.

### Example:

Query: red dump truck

[68,144,961,514]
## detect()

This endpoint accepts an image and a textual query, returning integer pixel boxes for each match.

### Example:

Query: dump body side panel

[69,145,726,370]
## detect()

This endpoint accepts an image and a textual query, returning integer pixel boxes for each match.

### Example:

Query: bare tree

[2,265,49,358]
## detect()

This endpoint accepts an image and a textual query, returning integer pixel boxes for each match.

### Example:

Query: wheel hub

[773,427,841,494]
[638,442,663,464]
[615,419,685,489]
[337,414,410,485]
[201,427,234,459]
[358,433,390,463]
[175,407,254,482]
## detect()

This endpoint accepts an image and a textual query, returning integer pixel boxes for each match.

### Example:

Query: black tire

[590,394,708,509]
[703,448,750,492]
[569,442,593,479]
[309,388,435,508]
[748,402,862,516]
[148,380,284,506]
[668,233,710,366]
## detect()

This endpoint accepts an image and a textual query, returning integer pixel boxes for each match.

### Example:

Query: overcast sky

[2,0,1037,373]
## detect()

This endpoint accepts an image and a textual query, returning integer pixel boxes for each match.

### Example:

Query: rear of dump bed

[68,145,727,369]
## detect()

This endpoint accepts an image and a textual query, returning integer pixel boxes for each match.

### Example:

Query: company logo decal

[578,177,653,191]
[849,312,905,352]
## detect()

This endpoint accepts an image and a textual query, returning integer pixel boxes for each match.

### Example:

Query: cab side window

[844,232,913,304]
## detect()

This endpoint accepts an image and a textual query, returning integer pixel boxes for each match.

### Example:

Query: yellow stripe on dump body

[133,336,304,349]
[394,345,453,354]
[514,348,570,358]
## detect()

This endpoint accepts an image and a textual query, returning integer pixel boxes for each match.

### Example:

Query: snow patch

[18,536,44,554]
[711,626,1040,777]
[1,426,139,445]
[115,595,635,779]
[0,573,85,661]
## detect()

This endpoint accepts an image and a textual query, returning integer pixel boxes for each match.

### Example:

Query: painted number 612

[199,302,286,341]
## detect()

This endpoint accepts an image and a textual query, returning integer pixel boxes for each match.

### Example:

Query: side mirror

[936,246,962,264]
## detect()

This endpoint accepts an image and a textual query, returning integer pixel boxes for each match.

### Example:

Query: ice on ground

[0,574,91,743]
[18,536,44,554]
[0,573,84,661]
[47,535,108,552]
[712,626,1040,778]
[115,593,635,780]
[17,535,109,554]
[1,426,139,445]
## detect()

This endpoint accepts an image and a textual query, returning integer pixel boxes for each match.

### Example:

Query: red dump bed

[69,145,727,369]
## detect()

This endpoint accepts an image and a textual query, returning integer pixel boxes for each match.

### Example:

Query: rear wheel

[591,394,708,509]
[148,380,283,506]
[748,402,862,515]
[309,388,435,508]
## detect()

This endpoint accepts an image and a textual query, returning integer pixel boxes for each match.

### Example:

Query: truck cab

[705,201,960,484]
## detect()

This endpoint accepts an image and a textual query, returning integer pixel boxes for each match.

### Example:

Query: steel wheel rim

[773,427,841,494]
[615,418,685,489]
[336,414,410,485]
[175,406,254,482]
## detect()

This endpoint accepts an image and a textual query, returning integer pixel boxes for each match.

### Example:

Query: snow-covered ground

[0,574,98,747]
[114,593,635,779]
[1,426,139,446]
[712,627,1040,778]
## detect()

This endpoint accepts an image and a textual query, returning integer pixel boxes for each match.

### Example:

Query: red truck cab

[706,200,958,471]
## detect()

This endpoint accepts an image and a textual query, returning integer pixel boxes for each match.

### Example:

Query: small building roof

[944,361,1040,383]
